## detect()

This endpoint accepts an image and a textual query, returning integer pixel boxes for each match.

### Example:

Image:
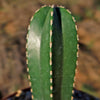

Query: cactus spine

[26,5,78,100]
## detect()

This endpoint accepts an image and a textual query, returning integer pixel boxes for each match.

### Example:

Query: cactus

[26,5,79,100]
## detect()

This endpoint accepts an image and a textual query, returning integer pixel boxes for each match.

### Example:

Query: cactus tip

[67,9,71,14]
[27,67,29,72]
[50,78,53,83]
[77,44,79,50]
[75,25,78,31]
[28,75,30,80]
[50,86,53,90]
[29,82,32,86]
[51,5,54,8]
[41,5,47,8]
[50,71,53,75]
[28,25,30,30]
[77,34,79,41]
[77,52,79,57]
[30,16,33,22]
[50,94,53,98]
[71,96,74,100]
[72,16,76,22]
[16,90,22,97]
[35,9,40,13]
[76,60,78,66]
[73,83,75,88]
[31,95,34,99]
[26,59,28,64]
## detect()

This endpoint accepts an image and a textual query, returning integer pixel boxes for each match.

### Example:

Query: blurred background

[0,0,100,99]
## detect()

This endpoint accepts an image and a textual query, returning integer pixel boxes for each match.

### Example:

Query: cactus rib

[49,6,54,99]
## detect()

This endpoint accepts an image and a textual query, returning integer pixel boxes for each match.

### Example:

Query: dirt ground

[0,0,100,99]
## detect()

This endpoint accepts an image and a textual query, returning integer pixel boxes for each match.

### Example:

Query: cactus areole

[26,5,78,100]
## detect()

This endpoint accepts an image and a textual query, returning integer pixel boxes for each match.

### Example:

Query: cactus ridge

[49,6,54,98]
[26,5,79,100]
[26,5,48,100]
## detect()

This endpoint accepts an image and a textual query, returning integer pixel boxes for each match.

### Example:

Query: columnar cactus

[26,5,79,100]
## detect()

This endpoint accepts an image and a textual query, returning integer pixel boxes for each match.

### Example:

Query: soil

[2,88,100,100]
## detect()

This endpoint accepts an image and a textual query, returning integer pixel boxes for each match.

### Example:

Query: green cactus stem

[26,5,78,100]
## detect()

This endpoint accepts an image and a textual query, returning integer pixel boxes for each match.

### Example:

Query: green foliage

[85,9,93,18]
[26,6,78,100]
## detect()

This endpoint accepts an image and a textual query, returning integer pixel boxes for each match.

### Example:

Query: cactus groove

[26,5,78,100]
